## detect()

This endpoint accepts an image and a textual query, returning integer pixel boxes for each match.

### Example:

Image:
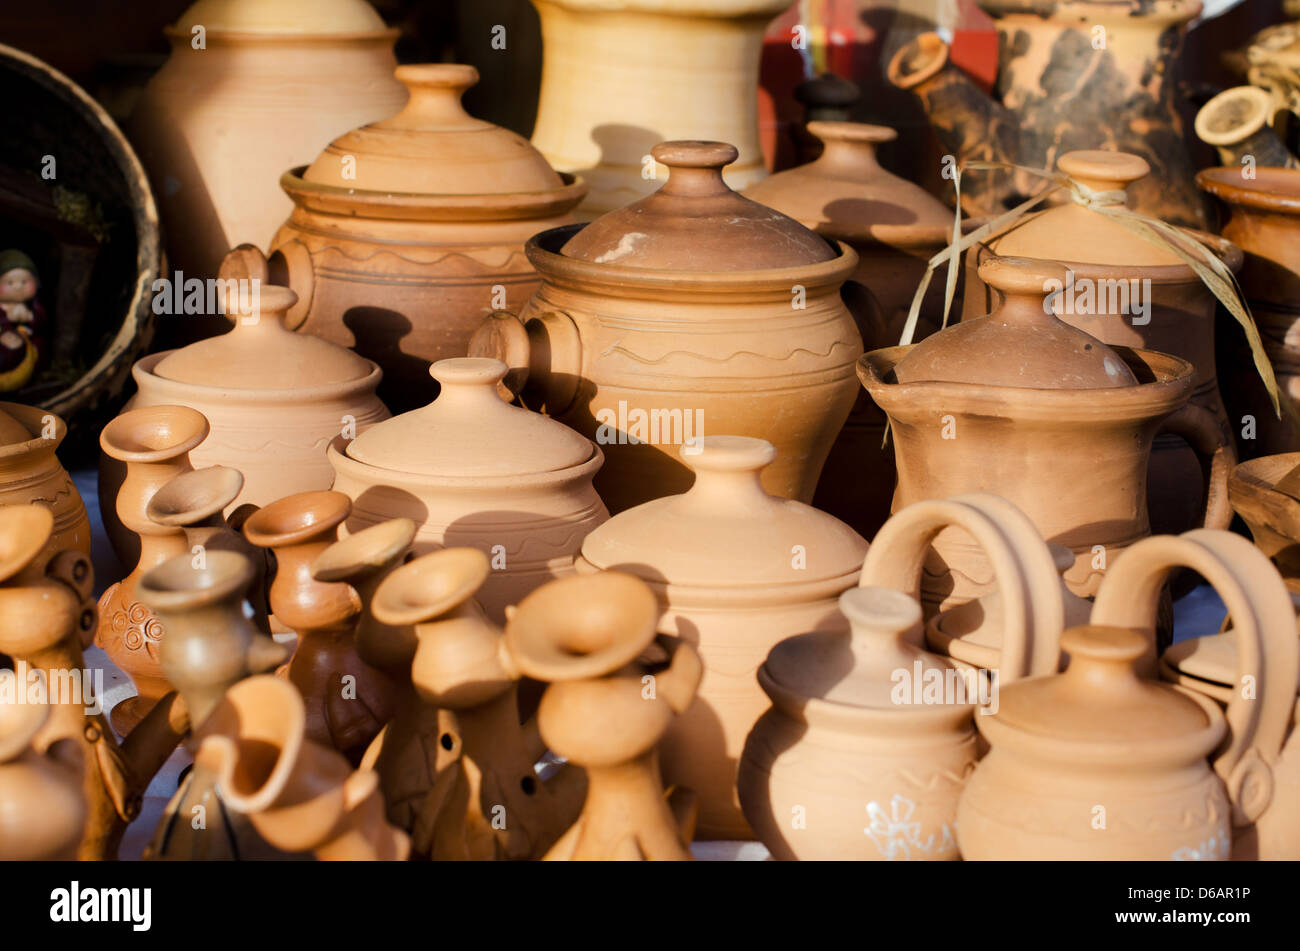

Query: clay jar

[271,63,585,411]
[861,256,1232,609]
[1229,452,1300,587]
[963,150,1242,537]
[128,0,406,281]
[576,435,868,840]
[327,357,607,623]
[471,140,862,515]
[0,402,90,560]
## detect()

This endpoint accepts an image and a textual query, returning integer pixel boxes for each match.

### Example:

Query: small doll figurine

[0,250,44,391]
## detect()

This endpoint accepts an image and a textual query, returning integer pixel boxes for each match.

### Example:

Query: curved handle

[1091,529,1298,825]
[220,242,313,330]
[1160,402,1236,531]
[468,308,582,414]
[858,492,1064,683]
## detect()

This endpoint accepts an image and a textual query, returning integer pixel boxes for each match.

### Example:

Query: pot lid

[579,436,867,588]
[152,285,374,388]
[985,151,1190,267]
[743,122,953,237]
[559,141,837,270]
[301,64,563,195]
[172,0,387,34]
[1164,628,1300,695]
[346,358,593,476]
[763,586,961,709]
[0,405,31,444]
[892,256,1138,388]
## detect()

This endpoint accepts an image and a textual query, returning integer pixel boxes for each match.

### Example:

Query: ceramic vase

[0,403,90,561]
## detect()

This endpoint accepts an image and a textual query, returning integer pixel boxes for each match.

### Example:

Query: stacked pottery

[270,63,585,410]
[0,402,90,560]
[471,140,862,515]
[575,435,868,840]
[327,357,607,623]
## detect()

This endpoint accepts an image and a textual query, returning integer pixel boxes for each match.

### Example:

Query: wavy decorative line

[307,243,531,272]
[599,339,857,368]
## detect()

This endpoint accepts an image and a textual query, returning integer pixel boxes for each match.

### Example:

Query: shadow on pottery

[342,306,436,412]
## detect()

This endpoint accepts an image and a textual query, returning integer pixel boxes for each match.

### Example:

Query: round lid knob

[1056,150,1151,196]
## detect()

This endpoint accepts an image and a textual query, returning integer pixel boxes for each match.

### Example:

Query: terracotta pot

[0,503,187,860]
[1093,529,1300,860]
[505,571,701,860]
[241,490,394,764]
[528,0,789,218]
[1229,452,1300,588]
[1194,87,1299,172]
[370,547,584,859]
[861,256,1233,609]
[962,151,1243,537]
[1244,22,1300,146]
[96,404,210,734]
[470,141,862,515]
[576,435,867,840]
[1197,167,1300,456]
[327,357,608,623]
[197,674,409,861]
[0,402,90,561]
[128,0,405,283]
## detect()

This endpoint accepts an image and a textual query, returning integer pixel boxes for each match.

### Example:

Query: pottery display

[128,0,406,283]
[861,256,1233,610]
[576,435,867,840]
[0,503,188,860]
[241,490,394,764]
[369,547,584,859]
[887,5,1207,227]
[528,0,788,218]
[327,357,607,622]
[961,151,1242,537]
[470,140,862,515]
[96,404,210,734]
[197,674,410,861]
[506,571,701,860]
[1229,452,1300,587]
[0,402,90,561]
[1244,21,1300,145]
[1194,86,1298,172]
[269,64,585,411]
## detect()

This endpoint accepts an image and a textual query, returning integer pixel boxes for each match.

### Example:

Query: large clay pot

[576,435,867,840]
[528,0,790,218]
[270,64,585,412]
[327,358,608,623]
[128,0,405,283]
[0,402,90,560]
[471,141,862,515]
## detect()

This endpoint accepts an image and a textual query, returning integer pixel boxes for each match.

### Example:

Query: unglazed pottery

[506,571,701,860]
[0,402,90,561]
[129,0,406,280]
[576,435,867,839]
[861,256,1233,609]
[1093,529,1300,860]
[96,404,210,734]
[1229,452,1300,588]
[887,4,1207,227]
[241,490,393,764]
[197,674,410,860]
[369,547,584,859]
[470,141,862,515]
[1194,86,1298,172]
[270,63,585,411]
[0,504,188,860]
[528,0,789,218]
[328,358,607,622]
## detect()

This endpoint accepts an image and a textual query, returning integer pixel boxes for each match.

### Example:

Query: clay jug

[369,547,584,859]
[1229,452,1300,588]
[470,140,862,515]
[328,357,607,622]
[505,571,702,860]
[1092,529,1300,860]
[861,256,1233,610]
[269,63,585,411]
[96,404,210,734]
[197,674,409,860]
[1194,87,1298,172]
[128,0,406,282]
[576,435,868,839]
[0,402,90,560]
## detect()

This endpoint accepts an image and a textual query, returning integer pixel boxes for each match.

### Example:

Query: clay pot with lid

[862,256,1233,610]
[270,63,585,411]
[0,402,90,561]
[576,435,867,840]
[962,150,1242,536]
[470,140,862,515]
[327,357,608,622]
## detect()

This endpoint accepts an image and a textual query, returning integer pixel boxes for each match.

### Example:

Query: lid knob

[840,586,923,645]
[1060,625,1147,693]
[652,141,739,198]
[389,64,478,125]
[429,356,510,389]
[977,256,1069,327]
[1056,150,1150,196]
[679,435,778,509]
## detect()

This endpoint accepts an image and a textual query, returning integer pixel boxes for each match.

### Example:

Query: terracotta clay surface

[1194,86,1298,172]
[1230,452,1300,587]
[0,403,90,561]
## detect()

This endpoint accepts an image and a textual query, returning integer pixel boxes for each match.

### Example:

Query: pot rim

[163,26,401,44]
[0,402,64,460]
[327,437,605,489]
[575,554,860,603]
[977,229,1242,283]
[137,549,255,613]
[977,0,1201,24]
[134,351,385,405]
[1197,167,1300,216]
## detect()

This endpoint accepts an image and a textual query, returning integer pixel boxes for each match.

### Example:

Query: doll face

[0,268,36,302]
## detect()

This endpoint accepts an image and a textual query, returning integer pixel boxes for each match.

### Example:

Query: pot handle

[858,492,1064,683]
[1091,529,1298,826]
[219,243,312,330]
[1159,402,1235,531]
[468,308,582,415]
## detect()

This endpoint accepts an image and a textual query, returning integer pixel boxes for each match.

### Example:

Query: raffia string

[898,159,1282,419]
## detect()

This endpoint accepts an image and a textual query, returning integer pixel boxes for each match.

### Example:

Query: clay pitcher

[0,402,91,560]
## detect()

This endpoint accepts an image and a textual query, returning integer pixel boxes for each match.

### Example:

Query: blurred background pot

[0,402,90,560]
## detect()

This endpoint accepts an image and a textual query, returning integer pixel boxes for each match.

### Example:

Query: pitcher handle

[1160,403,1236,531]
[468,308,581,415]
